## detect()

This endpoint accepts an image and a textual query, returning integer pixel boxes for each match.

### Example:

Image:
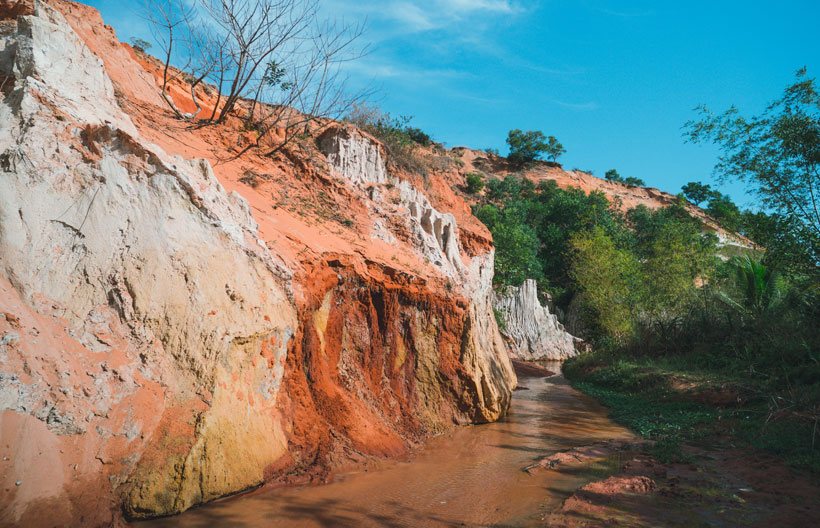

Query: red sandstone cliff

[0,1,514,525]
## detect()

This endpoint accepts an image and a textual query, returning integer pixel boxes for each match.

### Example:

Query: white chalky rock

[493,279,581,361]
[318,127,387,185]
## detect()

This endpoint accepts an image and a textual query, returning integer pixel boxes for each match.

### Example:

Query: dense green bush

[473,176,633,305]
[569,227,641,341]
[470,170,817,357]
[404,126,432,146]
[465,173,485,194]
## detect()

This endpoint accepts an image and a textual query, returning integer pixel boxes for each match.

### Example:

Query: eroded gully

[141,364,633,527]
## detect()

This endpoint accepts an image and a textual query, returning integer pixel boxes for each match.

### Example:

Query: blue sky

[86,0,820,207]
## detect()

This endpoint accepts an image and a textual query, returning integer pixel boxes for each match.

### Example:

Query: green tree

[681,181,713,206]
[685,68,820,242]
[569,227,641,342]
[624,176,646,187]
[643,223,716,317]
[129,37,152,52]
[705,192,742,232]
[484,178,504,201]
[605,169,623,183]
[491,218,542,286]
[605,170,644,187]
[473,203,501,231]
[506,129,565,167]
[544,135,566,162]
[741,211,819,275]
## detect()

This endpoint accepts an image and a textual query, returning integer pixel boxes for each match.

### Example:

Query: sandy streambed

[140,366,632,527]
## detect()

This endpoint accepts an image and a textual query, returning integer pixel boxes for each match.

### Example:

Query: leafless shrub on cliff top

[143,0,368,154]
[142,0,199,119]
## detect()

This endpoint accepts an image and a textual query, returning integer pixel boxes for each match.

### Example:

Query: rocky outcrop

[318,126,387,186]
[0,3,297,524]
[399,180,463,274]
[318,126,465,279]
[493,280,581,361]
[306,125,514,430]
[0,0,34,18]
[315,125,513,424]
[0,2,515,526]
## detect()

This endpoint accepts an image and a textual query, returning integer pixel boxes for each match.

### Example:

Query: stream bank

[140,366,632,527]
[555,353,820,527]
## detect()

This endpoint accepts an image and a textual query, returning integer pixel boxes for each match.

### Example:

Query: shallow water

[142,365,632,527]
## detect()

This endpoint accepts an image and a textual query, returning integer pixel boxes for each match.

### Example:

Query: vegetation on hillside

[604,168,645,187]
[475,69,820,478]
[506,129,565,168]
[471,174,717,320]
[465,173,485,194]
[345,104,434,175]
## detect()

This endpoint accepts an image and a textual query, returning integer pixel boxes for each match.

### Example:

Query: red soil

[46,0,507,507]
[539,442,820,527]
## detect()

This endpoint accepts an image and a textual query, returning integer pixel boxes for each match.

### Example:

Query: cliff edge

[0,1,515,525]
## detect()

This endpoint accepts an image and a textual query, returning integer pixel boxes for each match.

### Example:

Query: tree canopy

[685,68,820,246]
[506,129,565,167]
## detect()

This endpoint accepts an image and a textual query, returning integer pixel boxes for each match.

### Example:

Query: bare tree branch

[142,0,370,154]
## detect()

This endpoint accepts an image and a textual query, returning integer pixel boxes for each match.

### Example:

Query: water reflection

[140,366,632,528]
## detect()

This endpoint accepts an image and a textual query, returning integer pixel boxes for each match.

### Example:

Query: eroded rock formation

[0,2,515,526]
[493,280,581,361]
[1,2,297,523]
[318,126,387,186]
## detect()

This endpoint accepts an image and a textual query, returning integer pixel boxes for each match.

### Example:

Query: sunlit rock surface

[0,2,515,525]
[493,280,581,361]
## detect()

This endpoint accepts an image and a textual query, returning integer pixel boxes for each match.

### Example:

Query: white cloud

[437,0,518,14]
[344,58,473,81]
[320,0,522,35]
[388,2,438,31]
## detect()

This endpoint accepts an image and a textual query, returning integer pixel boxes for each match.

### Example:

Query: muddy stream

[142,365,632,527]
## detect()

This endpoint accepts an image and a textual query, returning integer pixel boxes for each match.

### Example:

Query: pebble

[15,481,22,486]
